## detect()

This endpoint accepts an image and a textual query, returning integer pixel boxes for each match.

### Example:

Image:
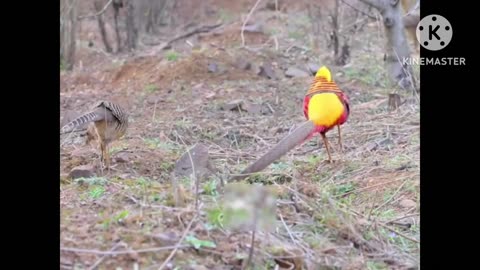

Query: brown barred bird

[230,66,349,181]
[60,101,129,169]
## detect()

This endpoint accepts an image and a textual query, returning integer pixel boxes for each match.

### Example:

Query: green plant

[144,84,158,93]
[75,177,107,186]
[89,186,105,199]
[206,206,224,228]
[203,180,218,196]
[166,50,179,61]
[185,235,216,249]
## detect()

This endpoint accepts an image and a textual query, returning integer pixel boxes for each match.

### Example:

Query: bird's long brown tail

[60,108,107,134]
[230,120,316,181]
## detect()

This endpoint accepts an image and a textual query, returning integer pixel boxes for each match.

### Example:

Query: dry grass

[60,1,419,269]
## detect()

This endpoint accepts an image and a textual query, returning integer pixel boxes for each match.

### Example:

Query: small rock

[241,102,262,115]
[174,143,211,179]
[269,126,284,135]
[207,62,218,73]
[258,62,276,79]
[379,138,394,146]
[189,266,208,270]
[69,165,95,179]
[192,83,204,91]
[71,148,93,158]
[285,67,310,78]
[147,95,164,105]
[221,99,244,111]
[399,199,417,209]
[204,91,216,99]
[265,1,278,10]
[235,57,251,70]
[242,23,263,33]
[366,142,378,152]
[307,62,320,75]
[114,152,130,163]
[152,231,179,245]
[357,218,369,226]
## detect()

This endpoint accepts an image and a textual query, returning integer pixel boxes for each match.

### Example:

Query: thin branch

[78,0,113,20]
[88,242,125,270]
[385,213,419,224]
[372,179,408,213]
[347,208,420,244]
[340,0,376,19]
[279,213,298,245]
[176,132,198,210]
[333,178,404,198]
[357,0,384,10]
[157,211,199,270]
[61,0,78,22]
[153,23,223,50]
[241,0,263,47]
[60,244,189,255]
[243,210,258,270]
[380,222,419,243]
[404,0,420,16]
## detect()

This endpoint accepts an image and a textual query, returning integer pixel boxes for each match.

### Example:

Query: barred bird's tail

[60,111,104,134]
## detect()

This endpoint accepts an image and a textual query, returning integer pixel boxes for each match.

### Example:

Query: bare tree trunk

[60,0,77,70]
[113,0,123,52]
[358,0,416,91]
[402,0,420,53]
[154,0,168,27]
[125,0,138,51]
[332,0,340,59]
[94,0,113,53]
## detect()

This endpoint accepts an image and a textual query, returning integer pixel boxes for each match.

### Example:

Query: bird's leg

[99,142,106,168]
[320,133,333,163]
[337,125,343,153]
[104,144,111,172]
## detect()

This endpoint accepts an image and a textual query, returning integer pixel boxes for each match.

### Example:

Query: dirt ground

[60,1,420,269]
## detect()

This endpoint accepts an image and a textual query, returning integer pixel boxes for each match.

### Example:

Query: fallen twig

[175,131,199,210]
[339,0,376,19]
[385,213,419,224]
[372,179,409,213]
[158,211,199,270]
[243,210,258,270]
[154,23,223,51]
[60,245,189,255]
[88,241,125,270]
[347,208,419,243]
[334,178,405,198]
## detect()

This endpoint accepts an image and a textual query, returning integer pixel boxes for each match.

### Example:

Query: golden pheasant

[230,66,350,181]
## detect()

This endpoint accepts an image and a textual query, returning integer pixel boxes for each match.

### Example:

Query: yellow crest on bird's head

[315,66,332,82]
